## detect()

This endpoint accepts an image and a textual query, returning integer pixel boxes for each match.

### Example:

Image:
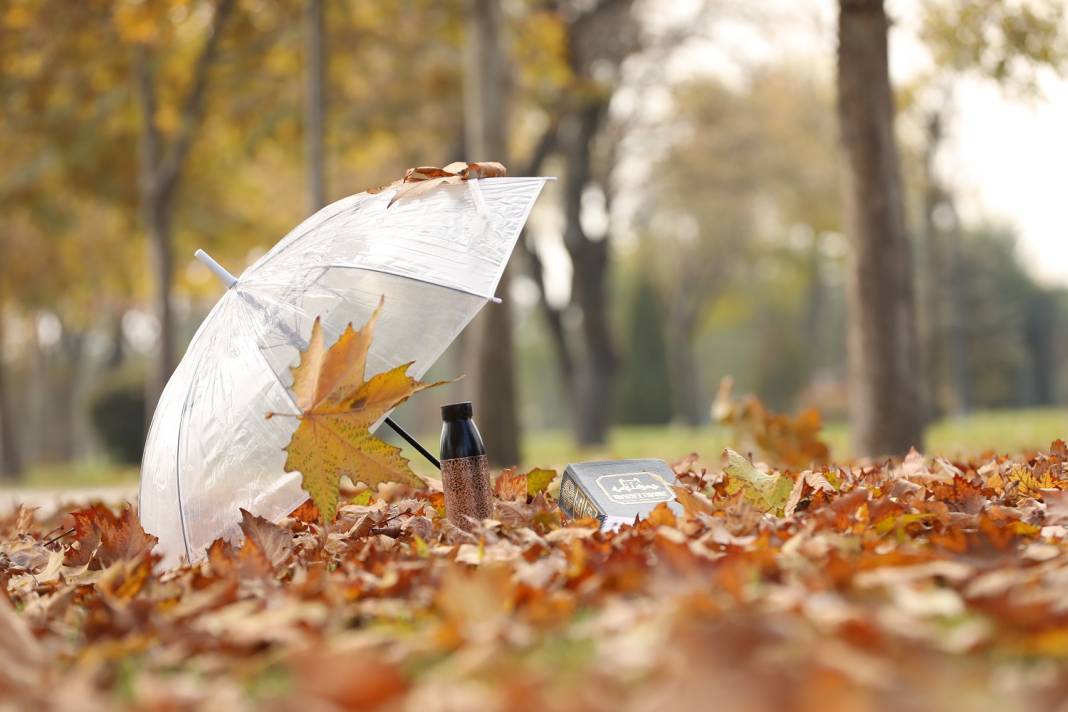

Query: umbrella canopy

[140,175,549,567]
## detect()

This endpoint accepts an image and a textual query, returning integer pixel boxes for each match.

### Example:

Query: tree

[1,2,145,472]
[304,0,327,212]
[910,0,1067,417]
[836,0,925,456]
[134,0,236,405]
[460,0,521,466]
[0,0,476,469]
[557,0,639,446]
[0,305,21,480]
[921,0,1067,92]
[644,79,756,425]
[952,226,1062,409]
[615,276,673,425]
[561,100,617,446]
[645,68,841,423]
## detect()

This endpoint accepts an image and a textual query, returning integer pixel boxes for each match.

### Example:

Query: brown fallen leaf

[672,485,717,518]
[494,467,556,503]
[96,555,153,603]
[14,506,38,535]
[64,504,157,569]
[0,596,44,698]
[289,647,409,710]
[238,508,293,569]
[1042,489,1068,525]
[203,511,295,581]
[714,376,830,468]
[287,499,320,523]
[494,468,527,501]
[207,536,275,581]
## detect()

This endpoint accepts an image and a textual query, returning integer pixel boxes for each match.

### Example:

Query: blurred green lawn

[10,461,140,490]
[8,407,1067,489]
[516,407,1068,469]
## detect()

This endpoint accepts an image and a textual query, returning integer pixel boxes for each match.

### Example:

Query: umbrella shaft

[384,416,441,470]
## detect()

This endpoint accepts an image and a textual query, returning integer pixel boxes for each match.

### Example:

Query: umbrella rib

[175,392,193,561]
[173,316,222,563]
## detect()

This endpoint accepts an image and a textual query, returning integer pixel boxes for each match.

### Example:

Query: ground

[3,425,1068,710]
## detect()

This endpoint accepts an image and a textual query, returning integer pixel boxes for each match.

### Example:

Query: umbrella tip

[194,249,238,289]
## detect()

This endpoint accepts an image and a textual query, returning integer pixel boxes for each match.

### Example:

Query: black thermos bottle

[439,402,492,531]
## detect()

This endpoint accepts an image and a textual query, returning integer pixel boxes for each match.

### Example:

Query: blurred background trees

[1,0,1067,482]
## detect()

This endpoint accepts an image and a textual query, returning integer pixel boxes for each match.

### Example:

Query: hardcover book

[557,459,683,530]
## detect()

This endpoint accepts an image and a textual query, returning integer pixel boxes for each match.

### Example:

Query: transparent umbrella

[140,173,549,567]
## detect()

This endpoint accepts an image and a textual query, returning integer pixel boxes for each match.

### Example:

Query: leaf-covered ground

[5,445,1068,711]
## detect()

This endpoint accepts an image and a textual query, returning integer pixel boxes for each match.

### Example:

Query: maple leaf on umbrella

[272,297,448,523]
[367,161,507,207]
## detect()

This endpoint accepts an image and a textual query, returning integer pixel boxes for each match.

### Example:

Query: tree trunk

[145,196,176,402]
[525,232,573,389]
[803,232,826,360]
[106,304,126,370]
[461,0,520,466]
[26,323,45,463]
[517,123,573,396]
[666,295,702,426]
[945,207,972,414]
[50,326,85,463]
[562,103,617,446]
[0,308,22,481]
[304,0,327,213]
[135,0,234,408]
[918,110,946,420]
[836,0,924,456]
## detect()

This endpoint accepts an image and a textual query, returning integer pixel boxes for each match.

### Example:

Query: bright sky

[885,0,1068,286]
[935,64,1068,285]
[642,0,1068,285]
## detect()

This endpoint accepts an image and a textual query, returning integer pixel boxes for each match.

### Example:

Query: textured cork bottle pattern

[441,454,493,531]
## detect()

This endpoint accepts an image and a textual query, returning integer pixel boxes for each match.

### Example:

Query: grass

[6,408,1067,489]
[516,407,1068,470]
[10,460,139,490]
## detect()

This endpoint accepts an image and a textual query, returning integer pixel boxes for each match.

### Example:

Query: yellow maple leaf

[273,298,447,523]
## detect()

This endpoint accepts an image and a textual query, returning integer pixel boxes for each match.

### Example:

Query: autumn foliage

[5,441,1068,708]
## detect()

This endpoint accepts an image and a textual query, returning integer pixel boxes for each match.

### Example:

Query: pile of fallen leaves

[7,443,1068,711]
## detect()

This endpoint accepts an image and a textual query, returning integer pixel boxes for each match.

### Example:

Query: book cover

[558,459,683,529]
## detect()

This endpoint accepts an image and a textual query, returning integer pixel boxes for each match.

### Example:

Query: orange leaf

[646,502,678,528]
[65,504,157,569]
[288,499,320,523]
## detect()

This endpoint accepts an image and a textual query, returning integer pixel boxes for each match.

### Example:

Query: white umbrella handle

[195,249,238,289]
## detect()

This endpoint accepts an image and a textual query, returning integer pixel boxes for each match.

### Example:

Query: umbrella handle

[384,416,441,470]
[195,249,238,289]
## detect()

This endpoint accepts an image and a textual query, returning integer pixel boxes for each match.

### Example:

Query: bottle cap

[441,401,474,422]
